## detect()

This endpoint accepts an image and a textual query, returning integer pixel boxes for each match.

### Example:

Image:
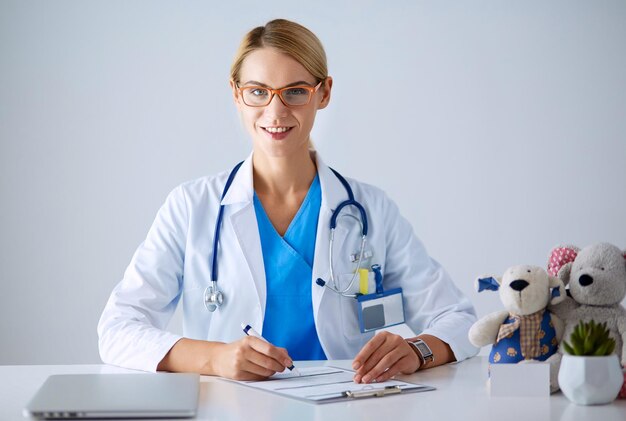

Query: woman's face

[231,47,332,159]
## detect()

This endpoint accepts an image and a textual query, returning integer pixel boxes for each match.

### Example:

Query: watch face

[416,341,432,357]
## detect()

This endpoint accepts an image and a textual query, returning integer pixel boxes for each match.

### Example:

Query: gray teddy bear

[547,243,626,366]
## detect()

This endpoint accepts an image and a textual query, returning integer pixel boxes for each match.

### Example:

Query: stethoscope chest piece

[204,281,223,312]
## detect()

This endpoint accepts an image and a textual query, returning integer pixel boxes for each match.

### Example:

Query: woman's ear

[318,76,333,110]
[229,80,242,106]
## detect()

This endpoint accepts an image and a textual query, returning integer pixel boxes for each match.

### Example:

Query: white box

[489,363,550,398]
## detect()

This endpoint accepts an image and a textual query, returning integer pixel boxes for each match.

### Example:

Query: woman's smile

[261,125,294,140]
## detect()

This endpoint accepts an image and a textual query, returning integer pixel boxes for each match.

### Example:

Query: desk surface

[2,357,624,421]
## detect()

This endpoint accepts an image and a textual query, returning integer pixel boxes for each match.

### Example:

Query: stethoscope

[204,161,369,312]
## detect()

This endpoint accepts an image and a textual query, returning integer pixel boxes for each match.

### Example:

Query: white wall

[1,0,625,364]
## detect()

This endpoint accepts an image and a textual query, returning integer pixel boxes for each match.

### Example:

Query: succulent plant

[562,320,616,356]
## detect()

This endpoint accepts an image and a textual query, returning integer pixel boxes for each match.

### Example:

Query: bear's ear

[547,245,579,284]
[548,275,566,305]
[475,276,501,292]
[557,262,573,285]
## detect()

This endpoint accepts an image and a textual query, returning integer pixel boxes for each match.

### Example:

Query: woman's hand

[211,336,294,380]
[157,337,293,381]
[351,331,420,384]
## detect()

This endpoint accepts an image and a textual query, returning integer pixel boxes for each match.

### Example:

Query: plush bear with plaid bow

[468,265,567,392]
[547,243,626,368]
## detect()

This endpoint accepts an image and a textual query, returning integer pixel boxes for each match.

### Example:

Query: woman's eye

[285,88,307,96]
[251,88,268,97]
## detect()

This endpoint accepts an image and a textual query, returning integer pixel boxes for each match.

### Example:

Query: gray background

[1,0,625,365]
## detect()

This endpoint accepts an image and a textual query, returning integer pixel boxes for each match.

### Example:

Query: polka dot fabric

[548,246,578,277]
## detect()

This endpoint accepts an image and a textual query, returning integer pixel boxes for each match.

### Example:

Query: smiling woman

[230,46,330,165]
[97,18,478,383]
[230,19,328,156]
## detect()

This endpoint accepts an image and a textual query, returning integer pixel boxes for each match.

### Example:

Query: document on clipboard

[227,366,435,404]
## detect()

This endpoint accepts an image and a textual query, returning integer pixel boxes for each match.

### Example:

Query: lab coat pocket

[181,276,204,312]
[182,275,204,293]
[337,272,375,341]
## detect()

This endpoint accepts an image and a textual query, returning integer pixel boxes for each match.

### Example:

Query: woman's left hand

[352,331,420,383]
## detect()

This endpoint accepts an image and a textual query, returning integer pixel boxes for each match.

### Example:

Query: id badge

[356,288,405,333]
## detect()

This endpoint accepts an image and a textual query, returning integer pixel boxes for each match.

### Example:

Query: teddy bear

[547,243,626,367]
[468,265,566,393]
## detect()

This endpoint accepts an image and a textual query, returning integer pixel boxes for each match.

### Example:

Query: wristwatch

[408,339,434,367]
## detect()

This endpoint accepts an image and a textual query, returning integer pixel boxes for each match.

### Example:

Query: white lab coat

[98,152,478,372]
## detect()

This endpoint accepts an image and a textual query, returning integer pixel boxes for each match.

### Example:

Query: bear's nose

[579,274,594,287]
[510,280,529,291]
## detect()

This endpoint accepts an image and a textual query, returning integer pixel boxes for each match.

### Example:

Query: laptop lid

[23,373,199,419]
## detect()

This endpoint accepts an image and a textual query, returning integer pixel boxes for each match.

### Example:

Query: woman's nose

[264,93,290,116]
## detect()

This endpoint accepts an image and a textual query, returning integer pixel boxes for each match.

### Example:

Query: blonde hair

[230,19,328,84]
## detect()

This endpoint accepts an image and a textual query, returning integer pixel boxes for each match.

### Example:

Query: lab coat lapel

[221,154,267,315]
[312,153,350,319]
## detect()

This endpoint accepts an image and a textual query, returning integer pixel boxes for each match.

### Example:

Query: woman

[98,19,478,383]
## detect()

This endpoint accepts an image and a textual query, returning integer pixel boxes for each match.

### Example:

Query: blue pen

[372,264,384,294]
[241,323,301,376]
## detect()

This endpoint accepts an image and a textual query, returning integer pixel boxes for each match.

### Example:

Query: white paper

[234,366,433,402]
[489,363,550,397]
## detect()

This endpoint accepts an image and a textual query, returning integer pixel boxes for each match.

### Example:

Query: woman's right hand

[158,337,293,381]
[210,336,293,380]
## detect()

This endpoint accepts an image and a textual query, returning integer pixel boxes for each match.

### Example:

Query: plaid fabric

[496,310,544,359]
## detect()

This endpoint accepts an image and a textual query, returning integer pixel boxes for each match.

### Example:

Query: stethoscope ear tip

[315,278,326,287]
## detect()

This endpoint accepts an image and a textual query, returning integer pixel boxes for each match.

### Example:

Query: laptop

[23,373,199,419]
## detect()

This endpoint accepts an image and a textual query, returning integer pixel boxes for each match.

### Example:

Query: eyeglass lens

[242,87,312,106]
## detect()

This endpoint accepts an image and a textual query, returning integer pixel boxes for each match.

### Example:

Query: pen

[241,323,301,376]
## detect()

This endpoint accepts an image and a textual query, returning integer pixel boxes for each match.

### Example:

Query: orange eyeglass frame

[236,81,323,107]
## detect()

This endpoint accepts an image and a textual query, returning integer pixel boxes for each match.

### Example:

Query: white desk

[2,357,624,421]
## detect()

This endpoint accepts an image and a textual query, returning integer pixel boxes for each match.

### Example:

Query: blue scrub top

[253,174,327,360]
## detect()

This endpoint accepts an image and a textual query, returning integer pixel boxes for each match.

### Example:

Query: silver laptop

[23,373,199,419]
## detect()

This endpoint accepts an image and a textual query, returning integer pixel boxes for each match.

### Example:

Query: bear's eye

[601,267,605,271]
[527,270,531,273]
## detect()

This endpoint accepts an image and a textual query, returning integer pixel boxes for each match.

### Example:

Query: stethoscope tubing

[205,162,369,311]
[211,160,244,283]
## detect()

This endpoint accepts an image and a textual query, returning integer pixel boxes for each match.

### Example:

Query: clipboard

[225,366,435,404]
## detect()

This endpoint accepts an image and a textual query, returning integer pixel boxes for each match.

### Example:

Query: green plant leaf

[571,332,584,349]
[583,334,594,355]
[562,341,576,355]
[607,339,616,355]
[566,319,615,356]
[593,342,610,356]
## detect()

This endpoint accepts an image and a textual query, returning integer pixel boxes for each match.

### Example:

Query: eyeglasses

[236,81,323,107]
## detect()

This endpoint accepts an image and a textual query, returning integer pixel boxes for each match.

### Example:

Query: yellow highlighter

[359,268,369,295]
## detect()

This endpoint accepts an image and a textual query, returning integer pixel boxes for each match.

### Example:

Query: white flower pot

[558,354,623,405]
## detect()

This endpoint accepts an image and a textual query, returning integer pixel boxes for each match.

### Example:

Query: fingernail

[362,375,370,383]
[352,361,361,370]
[353,375,361,383]
[284,359,293,367]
